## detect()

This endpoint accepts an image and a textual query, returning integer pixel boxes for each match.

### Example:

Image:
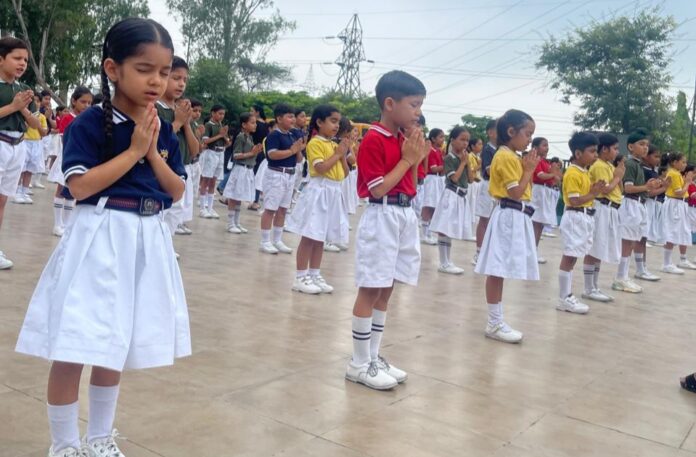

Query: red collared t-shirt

[532,158,555,186]
[427,147,444,174]
[357,122,416,198]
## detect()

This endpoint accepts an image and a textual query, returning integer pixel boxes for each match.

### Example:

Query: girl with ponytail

[15,18,191,457]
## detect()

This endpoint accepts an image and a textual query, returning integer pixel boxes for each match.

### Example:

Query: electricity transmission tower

[334,14,369,97]
[302,64,318,96]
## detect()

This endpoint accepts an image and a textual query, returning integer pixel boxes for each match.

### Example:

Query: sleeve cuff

[446,171,456,177]
[312,159,324,166]
[505,181,519,190]
[625,181,634,186]
[568,192,580,198]
[64,165,89,181]
[367,176,384,189]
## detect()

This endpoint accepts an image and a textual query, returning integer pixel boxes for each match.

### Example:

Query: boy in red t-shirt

[530,137,561,263]
[346,71,428,391]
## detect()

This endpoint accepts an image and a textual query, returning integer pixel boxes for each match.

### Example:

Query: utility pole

[334,14,368,98]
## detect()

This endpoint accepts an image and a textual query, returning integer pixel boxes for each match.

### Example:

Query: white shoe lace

[86,429,125,457]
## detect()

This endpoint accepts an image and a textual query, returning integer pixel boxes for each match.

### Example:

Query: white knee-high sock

[663,248,672,267]
[617,256,630,280]
[370,309,387,361]
[62,199,75,226]
[351,315,372,366]
[583,264,595,294]
[437,234,451,266]
[559,270,572,299]
[272,226,283,243]
[53,197,64,228]
[47,401,81,452]
[487,302,503,326]
[87,385,120,442]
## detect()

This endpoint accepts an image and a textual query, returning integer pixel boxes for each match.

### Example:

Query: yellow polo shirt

[24,112,47,141]
[488,146,531,201]
[589,159,621,204]
[307,136,345,182]
[563,164,592,207]
[665,167,685,199]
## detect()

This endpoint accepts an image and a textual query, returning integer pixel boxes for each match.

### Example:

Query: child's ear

[383,97,395,112]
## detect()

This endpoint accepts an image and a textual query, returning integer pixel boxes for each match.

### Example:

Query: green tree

[165,0,295,91]
[536,8,675,135]
[669,91,692,157]
[459,113,495,142]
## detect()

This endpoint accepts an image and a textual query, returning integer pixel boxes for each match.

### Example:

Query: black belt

[213,146,225,152]
[667,196,687,201]
[369,193,413,207]
[233,162,255,169]
[427,172,441,176]
[656,195,665,203]
[624,194,646,204]
[566,206,596,216]
[86,197,162,216]
[597,198,620,209]
[499,198,535,217]
[0,131,24,145]
[417,178,425,185]
[268,166,296,175]
[445,182,467,197]
[535,182,558,190]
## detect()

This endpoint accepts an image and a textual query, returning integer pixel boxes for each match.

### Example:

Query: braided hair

[100,18,174,160]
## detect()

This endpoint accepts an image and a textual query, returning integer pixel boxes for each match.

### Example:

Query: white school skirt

[646,198,665,244]
[531,184,559,226]
[15,202,191,372]
[689,206,696,232]
[422,174,444,208]
[474,205,539,280]
[412,183,424,218]
[430,187,472,240]
[22,139,45,174]
[286,177,349,244]
[254,159,268,192]
[588,202,621,264]
[223,164,255,202]
[560,210,595,258]
[182,164,194,222]
[619,198,648,242]
[467,180,480,228]
[475,179,496,218]
[662,198,692,246]
[47,148,65,185]
[341,169,359,215]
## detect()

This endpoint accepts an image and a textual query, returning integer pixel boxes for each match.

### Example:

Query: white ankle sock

[370,309,387,361]
[272,226,283,243]
[296,269,308,278]
[206,194,214,209]
[53,197,64,228]
[87,385,119,442]
[438,234,451,266]
[199,194,207,208]
[559,270,572,299]
[227,209,236,226]
[234,208,242,226]
[309,268,320,277]
[47,401,80,452]
[351,315,372,366]
[487,302,503,326]
[261,229,271,243]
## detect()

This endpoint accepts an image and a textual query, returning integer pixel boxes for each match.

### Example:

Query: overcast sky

[148,0,696,158]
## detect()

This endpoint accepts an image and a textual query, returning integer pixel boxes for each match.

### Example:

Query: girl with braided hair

[15,18,191,457]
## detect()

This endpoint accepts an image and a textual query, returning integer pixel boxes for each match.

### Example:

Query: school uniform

[290,128,306,190]
[286,136,349,244]
[531,158,560,226]
[21,113,47,174]
[222,131,257,202]
[643,165,665,244]
[15,105,191,371]
[662,168,691,246]
[340,157,358,215]
[467,152,481,229]
[201,120,226,179]
[474,146,538,280]
[355,123,420,288]
[411,160,426,218]
[0,78,35,197]
[190,119,202,202]
[48,112,77,186]
[421,147,445,209]
[263,128,297,211]
[475,142,497,219]
[688,184,696,233]
[430,152,472,240]
[619,156,649,241]
[588,159,622,264]
[560,164,595,258]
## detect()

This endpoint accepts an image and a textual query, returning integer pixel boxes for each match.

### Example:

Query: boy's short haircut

[0,36,28,59]
[549,157,561,164]
[337,116,352,137]
[40,90,52,99]
[627,128,649,145]
[239,112,254,125]
[293,108,305,117]
[647,144,661,156]
[211,104,225,113]
[485,119,497,132]
[375,70,426,109]
[190,98,202,108]
[568,131,598,157]
[597,132,619,151]
[531,137,547,148]
[274,103,293,119]
[172,56,189,71]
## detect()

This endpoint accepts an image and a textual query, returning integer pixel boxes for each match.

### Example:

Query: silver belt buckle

[139,197,158,216]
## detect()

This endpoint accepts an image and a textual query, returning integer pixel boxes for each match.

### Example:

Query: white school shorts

[560,209,595,258]
[190,162,201,199]
[421,174,444,208]
[475,205,539,280]
[0,133,26,196]
[262,168,294,211]
[47,149,65,185]
[200,149,224,179]
[588,202,621,264]
[22,139,45,174]
[619,198,648,241]
[646,198,665,244]
[15,202,191,371]
[412,183,424,218]
[223,164,256,202]
[662,198,692,246]
[429,187,473,240]
[475,179,496,219]
[255,159,268,192]
[355,203,421,288]
[531,184,559,226]
[286,177,349,244]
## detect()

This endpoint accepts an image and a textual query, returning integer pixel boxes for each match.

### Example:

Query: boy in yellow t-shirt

[582,133,625,302]
[557,132,604,315]
[14,102,48,204]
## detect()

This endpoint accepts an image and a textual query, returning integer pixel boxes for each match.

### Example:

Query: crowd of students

[2,16,696,457]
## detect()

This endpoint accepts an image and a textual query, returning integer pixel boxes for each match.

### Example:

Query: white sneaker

[438,263,465,275]
[0,251,13,270]
[48,445,85,457]
[582,289,612,303]
[557,294,590,314]
[12,194,27,204]
[542,231,557,238]
[227,225,242,234]
[24,194,34,204]
[677,259,696,270]
[274,241,293,254]
[208,208,220,219]
[292,276,322,294]
[471,253,479,266]
[635,270,661,281]
[464,236,477,242]
[537,256,547,264]
[375,356,407,383]
[52,226,65,237]
[174,225,189,235]
[485,322,523,343]
[324,242,341,252]
[311,275,334,293]
[345,361,398,390]
[26,187,34,195]
[662,264,685,275]
[335,242,349,251]
[82,430,125,457]
[611,278,643,293]
[260,241,279,254]
[237,225,248,234]
[181,224,193,234]
[421,235,437,246]
[33,181,45,189]
[199,208,212,218]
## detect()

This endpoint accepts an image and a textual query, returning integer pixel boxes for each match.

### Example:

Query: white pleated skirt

[429,187,472,240]
[662,198,692,246]
[254,159,268,192]
[223,164,256,202]
[645,198,665,244]
[285,177,349,244]
[16,203,191,371]
[421,174,444,208]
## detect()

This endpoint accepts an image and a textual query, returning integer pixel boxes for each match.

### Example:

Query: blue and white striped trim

[64,165,89,181]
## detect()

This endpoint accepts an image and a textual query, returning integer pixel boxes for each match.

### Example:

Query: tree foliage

[536,8,676,135]
[459,113,495,142]
[668,91,693,159]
